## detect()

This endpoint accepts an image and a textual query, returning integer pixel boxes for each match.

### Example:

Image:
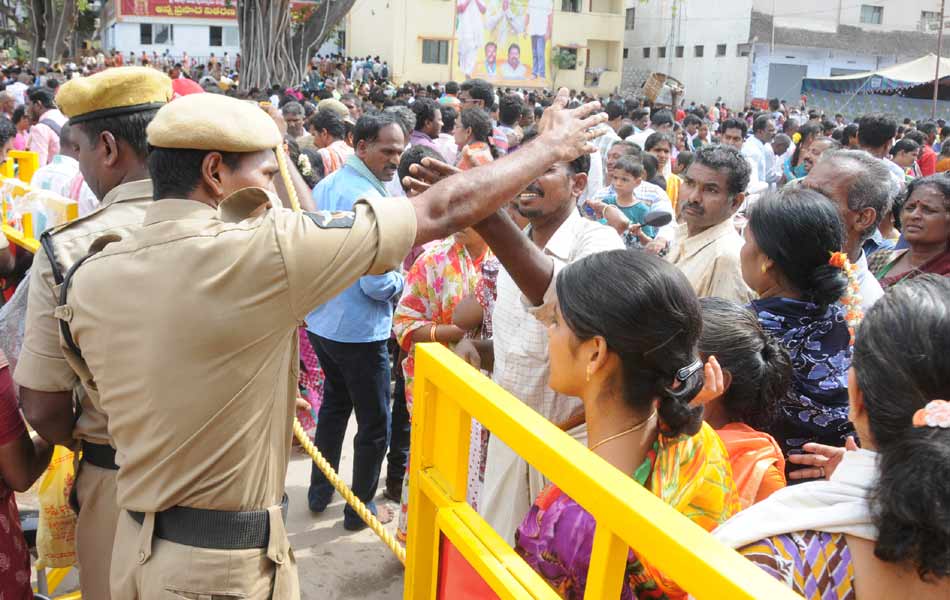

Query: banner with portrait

[455,0,553,87]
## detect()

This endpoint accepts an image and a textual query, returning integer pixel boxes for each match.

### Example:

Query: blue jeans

[308,333,391,527]
[531,35,546,78]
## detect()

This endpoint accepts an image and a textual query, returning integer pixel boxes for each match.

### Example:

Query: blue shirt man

[305,114,408,530]
[306,155,405,342]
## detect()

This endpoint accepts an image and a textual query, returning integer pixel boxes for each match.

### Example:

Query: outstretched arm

[473,210,552,306]
[409,89,605,246]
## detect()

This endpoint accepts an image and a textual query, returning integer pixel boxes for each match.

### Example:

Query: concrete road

[287,416,405,600]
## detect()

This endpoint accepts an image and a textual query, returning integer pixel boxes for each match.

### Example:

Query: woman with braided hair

[514,249,739,600]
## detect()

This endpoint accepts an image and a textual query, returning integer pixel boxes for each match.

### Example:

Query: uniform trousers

[110,508,298,599]
[307,333,391,528]
[75,462,119,600]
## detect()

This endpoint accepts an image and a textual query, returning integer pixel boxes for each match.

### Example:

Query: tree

[238,0,356,90]
[550,47,577,91]
[29,0,87,66]
[0,0,90,66]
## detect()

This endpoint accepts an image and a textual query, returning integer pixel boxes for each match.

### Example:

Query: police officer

[58,91,603,598]
[16,66,172,599]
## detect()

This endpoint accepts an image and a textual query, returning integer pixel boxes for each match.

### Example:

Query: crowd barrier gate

[404,343,803,599]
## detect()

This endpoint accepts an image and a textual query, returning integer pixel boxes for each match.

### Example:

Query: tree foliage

[0,0,90,66]
[238,0,355,90]
[550,47,577,91]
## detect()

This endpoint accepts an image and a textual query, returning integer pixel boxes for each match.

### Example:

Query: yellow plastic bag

[35,445,77,569]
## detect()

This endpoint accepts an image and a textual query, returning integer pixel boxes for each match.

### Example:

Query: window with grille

[625,8,635,29]
[860,5,883,25]
[694,45,704,57]
[562,0,581,13]
[209,26,223,47]
[716,44,727,57]
[422,39,449,64]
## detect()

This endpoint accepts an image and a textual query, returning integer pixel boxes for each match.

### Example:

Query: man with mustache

[305,112,407,530]
[668,144,754,303]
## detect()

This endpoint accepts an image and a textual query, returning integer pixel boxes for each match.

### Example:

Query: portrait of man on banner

[455,0,553,87]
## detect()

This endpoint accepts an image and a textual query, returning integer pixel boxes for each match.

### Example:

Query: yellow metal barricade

[404,343,803,599]
[1,150,77,253]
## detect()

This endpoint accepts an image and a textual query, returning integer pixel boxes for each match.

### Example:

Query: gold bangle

[430,324,438,343]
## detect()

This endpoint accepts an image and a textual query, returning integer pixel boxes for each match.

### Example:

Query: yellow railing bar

[2,223,40,253]
[406,343,803,599]
[9,150,40,183]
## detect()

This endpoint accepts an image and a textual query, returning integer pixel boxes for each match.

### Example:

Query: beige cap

[57,66,172,124]
[317,98,350,120]
[147,93,282,152]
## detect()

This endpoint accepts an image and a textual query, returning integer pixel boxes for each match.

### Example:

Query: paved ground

[23,414,406,599]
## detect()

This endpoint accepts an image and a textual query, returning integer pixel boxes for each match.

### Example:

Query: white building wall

[622,0,753,107]
[749,44,898,99]
[102,18,240,62]
[752,0,944,32]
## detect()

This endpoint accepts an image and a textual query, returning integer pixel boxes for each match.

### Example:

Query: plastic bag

[35,445,78,569]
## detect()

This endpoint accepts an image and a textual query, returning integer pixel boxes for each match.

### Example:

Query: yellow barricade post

[404,343,804,599]
[1,150,77,253]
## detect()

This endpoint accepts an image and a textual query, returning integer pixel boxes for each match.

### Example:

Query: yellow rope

[276,144,406,565]
[293,418,407,565]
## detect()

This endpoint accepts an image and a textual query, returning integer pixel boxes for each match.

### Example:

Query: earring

[760,263,768,274]
[585,365,592,383]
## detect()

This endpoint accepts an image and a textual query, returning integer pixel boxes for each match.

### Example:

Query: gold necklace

[589,411,657,452]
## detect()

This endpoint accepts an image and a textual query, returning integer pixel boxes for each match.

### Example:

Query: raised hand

[403,158,462,197]
[536,87,607,163]
[690,355,724,407]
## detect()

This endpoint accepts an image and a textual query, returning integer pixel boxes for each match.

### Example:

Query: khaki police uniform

[56,94,418,599]
[13,66,172,599]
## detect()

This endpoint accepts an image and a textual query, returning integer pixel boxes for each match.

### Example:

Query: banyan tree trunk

[238,0,356,91]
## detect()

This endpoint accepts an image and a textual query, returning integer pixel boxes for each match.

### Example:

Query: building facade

[622,0,948,109]
[344,0,625,94]
[621,0,754,108]
[99,0,240,64]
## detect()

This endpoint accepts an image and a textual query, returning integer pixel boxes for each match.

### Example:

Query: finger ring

[819,466,825,477]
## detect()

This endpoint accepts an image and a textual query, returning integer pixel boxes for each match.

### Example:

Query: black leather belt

[128,494,289,550]
[81,442,118,470]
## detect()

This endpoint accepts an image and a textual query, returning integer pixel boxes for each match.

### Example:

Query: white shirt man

[481,209,623,544]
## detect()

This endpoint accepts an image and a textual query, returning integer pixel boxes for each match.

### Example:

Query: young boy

[586,156,656,249]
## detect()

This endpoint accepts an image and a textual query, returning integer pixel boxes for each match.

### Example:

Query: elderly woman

[514,250,739,600]
[716,275,950,600]
[870,175,950,287]
[739,188,854,470]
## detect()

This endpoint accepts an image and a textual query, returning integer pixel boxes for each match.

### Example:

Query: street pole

[934,0,946,119]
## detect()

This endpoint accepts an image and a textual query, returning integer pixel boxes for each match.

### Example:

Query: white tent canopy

[802,54,950,94]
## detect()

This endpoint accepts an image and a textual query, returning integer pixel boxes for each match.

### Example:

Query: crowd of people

[0,50,947,600]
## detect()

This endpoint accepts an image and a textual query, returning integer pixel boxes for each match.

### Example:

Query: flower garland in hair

[298,153,312,178]
[829,251,863,344]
